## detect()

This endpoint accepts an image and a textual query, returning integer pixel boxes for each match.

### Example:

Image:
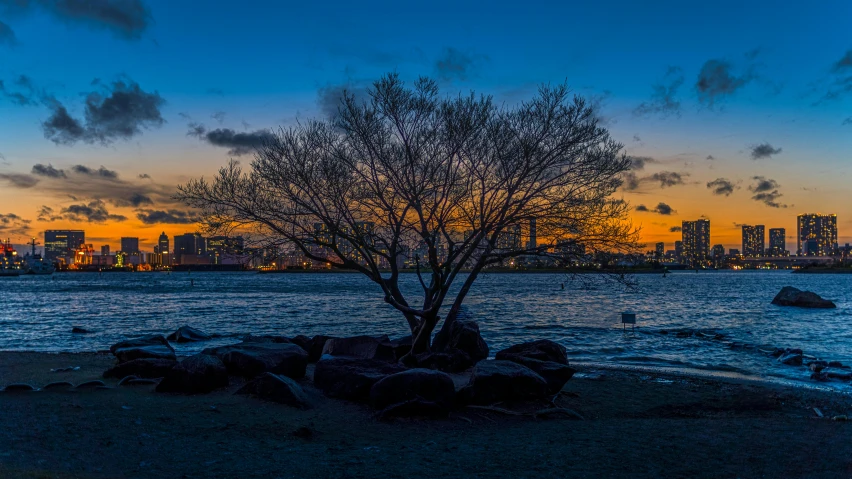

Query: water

[1,270,851,389]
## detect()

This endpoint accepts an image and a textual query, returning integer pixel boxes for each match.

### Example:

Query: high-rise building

[655,242,664,259]
[527,218,537,251]
[120,237,140,255]
[712,244,725,258]
[158,232,169,255]
[741,225,765,257]
[797,214,838,256]
[173,233,206,262]
[681,219,710,267]
[674,240,684,261]
[44,230,85,262]
[101,245,110,256]
[768,228,786,256]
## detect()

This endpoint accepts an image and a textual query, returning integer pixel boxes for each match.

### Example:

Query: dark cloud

[136,209,200,225]
[628,156,659,171]
[696,59,754,106]
[434,47,488,81]
[211,111,226,124]
[706,155,715,160]
[43,79,165,146]
[0,75,40,105]
[748,176,786,208]
[635,203,674,215]
[37,205,58,221]
[633,66,683,118]
[112,192,153,207]
[632,135,641,142]
[818,50,852,103]
[0,152,7,166]
[832,50,852,73]
[749,143,782,160]
[0,173,38,188]
[621,171,640,191]
[0,213,31,236]
[31,163,66,178]
[316,81,370,118]
[649,171,686,188]
[71,164,119,179]
[138,173,151,179]
[844,117,852,126]
[0,20,15,46]
[187,124,275,156]
[635,204,649,212]
[706,178,736,196]
[206,88,224,96]
[57,199,128,223]
[669,226,682,233]
[6,0,151,40]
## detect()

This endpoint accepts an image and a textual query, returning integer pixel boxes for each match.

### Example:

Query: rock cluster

[771,286,836,308]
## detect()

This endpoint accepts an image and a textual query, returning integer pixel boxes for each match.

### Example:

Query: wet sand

[1,351,851,479]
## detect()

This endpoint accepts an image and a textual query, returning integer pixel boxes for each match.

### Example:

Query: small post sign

[621,311,636,333]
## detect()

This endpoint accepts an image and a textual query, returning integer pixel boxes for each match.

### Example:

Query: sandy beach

[1,351,851,479]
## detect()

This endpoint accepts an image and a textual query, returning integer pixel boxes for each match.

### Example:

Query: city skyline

[1,1,851,250]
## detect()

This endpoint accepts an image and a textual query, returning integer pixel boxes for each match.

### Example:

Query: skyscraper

[101,245,110,256]
[681,219,710,267]
[741,225,765,257]
[797,214,838,256]
[655,242,664,259]
[527,218,537,251]
[158,232,169,255]
[44,230,85,262]
[768,228,786,256]
[674,240,683,261]
[120,237,140,255]
[173,233,206,262]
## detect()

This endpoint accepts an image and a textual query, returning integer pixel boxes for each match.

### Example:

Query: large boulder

[103,358,177,379]
[413,349,474,373]
[447,320,489,363]
[203,342,307,379]
[822,368,852,380]
[495,340,568,365]
[235,372,312,408]
[156,354,229,394]
[771,286,836,308]
[240,334,292,344]
[383,336,412,361]
[321,335,394,361]
[109,335,175,363]
[307,335,336,363]
[166,326,211,343]
[461,360,548,405]
[313,355,406,401]
[777,352,803,366]
[500,356,575,393]
[370,369,456,417]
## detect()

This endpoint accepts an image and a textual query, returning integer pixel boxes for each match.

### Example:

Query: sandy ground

[1,351,851,479]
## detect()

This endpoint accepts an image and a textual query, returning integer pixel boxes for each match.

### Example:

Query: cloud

[206,88,224,96]
[71,164,119,179]
[5,0,152,40]
[0,173,39,188]
[621,172,640,191]
[54,199,128,223]
[621,170,688,191]
[0,75,41,105]
[136,209,200,224]
[628,156,659,171]
[832,50,852,73]
[138,173,151,179]
[316,81,370,118]
[112,192,153,207]
[434,47,488,81]
[187,124,275,156]
[818,50,852,103]
[844,117,852,126]
[706,178,737,196]
[649,171,686,188]
[705,155,715,160]
[695,59,755,106]
[633,66,683,118]
[0,20,15,46]
[31,163,67,178]
[211,111,226,124]
[0,213,31,236]
[669,226,682,233]
[748,176,787,208]
[635,202,675,215]
[632,135,641,142]
[42,78,165,146]
[749,143,782,159]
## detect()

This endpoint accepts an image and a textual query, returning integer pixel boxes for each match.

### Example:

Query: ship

[0,239,22,277]
[23,238,55,275]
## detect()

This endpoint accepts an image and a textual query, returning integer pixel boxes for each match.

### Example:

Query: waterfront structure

[655,242,664,259]
[674,240,684,262]
[74,244,94,265]
[101,245,110,256]
[174,233,207,263]
[768,228,787,256]
[681,219,710,267]
[797,214,838,256]
[120,237,140,255]
[729,248,740,256]
[44,230,85,262]
[741,225,765,258]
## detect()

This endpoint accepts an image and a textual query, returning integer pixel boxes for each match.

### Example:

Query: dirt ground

[1,352,851,479]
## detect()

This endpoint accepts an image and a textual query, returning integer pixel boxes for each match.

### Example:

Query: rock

[413,350,474,373]
[103,358,177,379]
[370,369,456,417]
[313,355,406,401]
[71,326,89,334]
[124,379,159,386]
[810,371,830,382]
[307,335,336,363]
[808,361,828,373]
[117,375,139,386]
[42,381,74,390]
[828,361,846,368]
[769,348,786,358]
[771,286,836,308]
[447,320,489,363]
[289,335,312,352]
[832,415,848,421]
[461,360,548,405]
[321,335,394,361]
[777,352,803,366]
[241,334,292,344]
[822,368,852,380]
[495,340,568,365]
[234,372,312,408]
[156,354,229,394]
[383,336,412,361]
[110,335,176,363]
[166,326,211,343]
[203,342,307,379]
[3,383,36,392]
[498,356,575,393]
[75,380,106,389]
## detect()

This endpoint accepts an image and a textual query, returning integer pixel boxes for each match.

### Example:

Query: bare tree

[178,74,638,356]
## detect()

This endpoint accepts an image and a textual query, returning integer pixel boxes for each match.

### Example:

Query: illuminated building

[797,214,837,256]
[101,245,110,256]
[74,244,94,265]
[674,241,683,261]
[741,225,765,257]
[681,219,710,267]
[157,232,170,265]
[768,228,786,256]
[655,242,664,259]
[120,237,140,255]
[174,233,206,263]
[527,218,537,250]
[44,230,85,262]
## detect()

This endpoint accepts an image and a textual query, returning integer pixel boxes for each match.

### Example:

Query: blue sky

[0,0,850,249]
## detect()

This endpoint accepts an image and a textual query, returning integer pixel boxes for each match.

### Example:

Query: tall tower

[741,225,765,257]
[682,219,710,267]
[797,214,838,256]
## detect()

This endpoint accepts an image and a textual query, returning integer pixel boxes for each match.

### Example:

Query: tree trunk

[408,313,439,357]
[432,266,482,351]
